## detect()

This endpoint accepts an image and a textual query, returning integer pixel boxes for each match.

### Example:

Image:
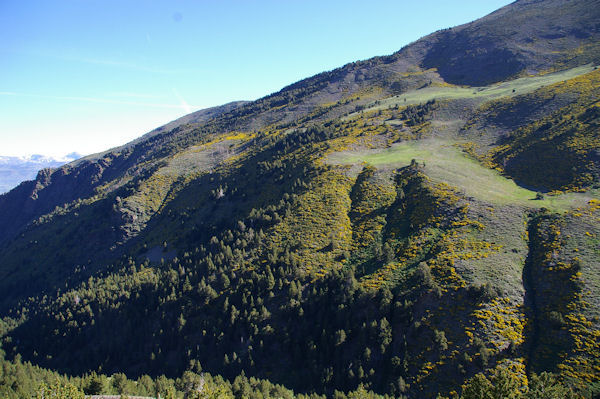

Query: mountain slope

[0,101,248,247]
[418,0,600,85]
[2,0,599,248]
[1,0,600,398]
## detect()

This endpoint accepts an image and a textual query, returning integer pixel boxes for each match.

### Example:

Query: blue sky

[1,0,512,158]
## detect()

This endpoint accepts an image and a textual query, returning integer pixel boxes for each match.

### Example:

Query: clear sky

[1,0,512,158]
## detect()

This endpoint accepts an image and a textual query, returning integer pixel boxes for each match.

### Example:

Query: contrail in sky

[172,88,192,114]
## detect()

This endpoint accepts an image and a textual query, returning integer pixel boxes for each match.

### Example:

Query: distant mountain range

[0,153,81,194]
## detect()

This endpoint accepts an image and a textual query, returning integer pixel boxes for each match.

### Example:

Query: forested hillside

[1,0,600,398]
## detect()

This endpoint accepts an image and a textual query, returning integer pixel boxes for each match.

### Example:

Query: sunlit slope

[0,0,600,397]
[327,139,596,210]
[352,64,597,115]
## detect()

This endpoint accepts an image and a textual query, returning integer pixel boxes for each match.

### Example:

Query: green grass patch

[327,139,597,210]
[358,64,598,113]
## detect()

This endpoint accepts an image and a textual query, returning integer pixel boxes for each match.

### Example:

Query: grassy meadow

[328,139,596,210]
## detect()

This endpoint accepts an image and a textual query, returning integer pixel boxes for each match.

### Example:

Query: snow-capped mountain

[0,153,81,194]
